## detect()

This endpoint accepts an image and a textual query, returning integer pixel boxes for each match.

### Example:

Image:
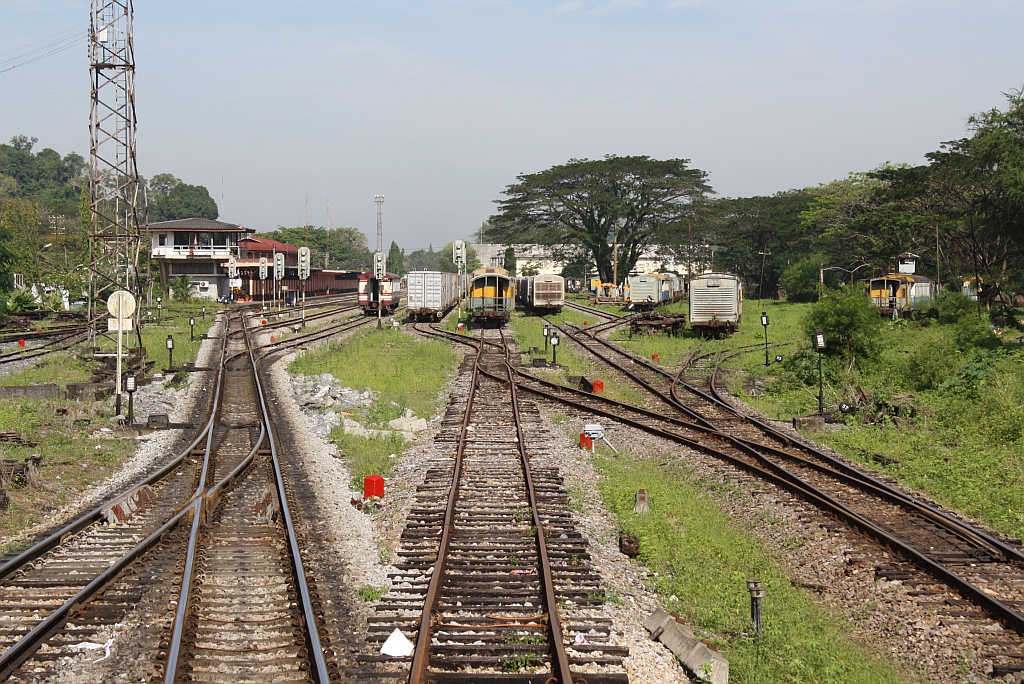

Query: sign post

[107,290,136,419]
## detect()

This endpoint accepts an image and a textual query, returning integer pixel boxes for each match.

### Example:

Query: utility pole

[325,199,331,269]
[88,0,141,340]
[757,247,770,305]
[375,194,385,253]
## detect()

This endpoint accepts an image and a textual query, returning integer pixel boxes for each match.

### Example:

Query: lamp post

[550,332,560,366]
[760,312,770,367]
[125,372,136,426]
[166,334,174,371]
[543,323,550,352]
[812,328,827,415]
[746,579,766,640]
[189,316,195,341]
[156,296,162,324]
[202,305,206,319]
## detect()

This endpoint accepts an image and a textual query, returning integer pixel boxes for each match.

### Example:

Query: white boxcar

[626,274,665,309]
[530,275,565,311]
[689,272,743,335]
[406,270,460,321]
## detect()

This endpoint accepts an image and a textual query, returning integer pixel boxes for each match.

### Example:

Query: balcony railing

[152,245,236,258]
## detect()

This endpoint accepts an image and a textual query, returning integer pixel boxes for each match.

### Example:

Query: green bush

[953,316,1001,350]
[937,290,976,324]
[904,338,957,391]
[781,257,821,303]
[804,285,882,359]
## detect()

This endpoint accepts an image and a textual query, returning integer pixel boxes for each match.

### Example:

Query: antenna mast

[374,194,384,253]
[88,0,140,322]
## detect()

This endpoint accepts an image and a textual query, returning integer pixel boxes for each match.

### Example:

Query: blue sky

[2,0,1022,249]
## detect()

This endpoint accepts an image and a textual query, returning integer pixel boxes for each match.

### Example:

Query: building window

[158,234,166,246]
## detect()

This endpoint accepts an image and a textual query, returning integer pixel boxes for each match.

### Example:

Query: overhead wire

[0,23,89,75]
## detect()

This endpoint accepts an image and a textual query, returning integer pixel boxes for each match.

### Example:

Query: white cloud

[556,0,585,10]
[590,0,647,12]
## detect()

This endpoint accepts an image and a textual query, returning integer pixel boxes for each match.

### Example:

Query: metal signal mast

[88,0,141,322]
[374,194,384,253]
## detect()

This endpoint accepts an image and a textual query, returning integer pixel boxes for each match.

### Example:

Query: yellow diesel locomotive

[467,267,515,324]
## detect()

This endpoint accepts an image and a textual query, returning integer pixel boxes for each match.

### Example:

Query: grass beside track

[290,325,460,490]
[592,447,918,684]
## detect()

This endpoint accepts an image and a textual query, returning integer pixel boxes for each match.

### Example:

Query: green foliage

[487,155,712,284]
[357,585,388,601]
[904,337,957,391]
[146,173,218,221]
[503,245,517,277]
[936,290,976,324]
[387,241,405,276]
[0,136,85,214]
[804,285,882,359]
[405,241,481,273]
[780,257,821,303]
[4,288,38,313]
[168,275,195,303]
[594,453,912,684]
[257,225,371,271]
[952,315,1001,351]
[939,349,997,397]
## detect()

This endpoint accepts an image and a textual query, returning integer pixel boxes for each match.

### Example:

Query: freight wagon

[626,273,683,310]
[868,274,934,319]
[467,267,514,324]
[358,272,403,314]
[406,270,462,321]
[516,275,565,312]
[689,272,743,335]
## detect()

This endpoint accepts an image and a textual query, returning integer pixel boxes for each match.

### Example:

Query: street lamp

[156,296,162,324]
[760,312,770,367]
[166,334,175,371]
[543,323,550,352]
[550,331,560,365]
[189,316,195,341]
[125,372,136,426]
[812,328,827,415]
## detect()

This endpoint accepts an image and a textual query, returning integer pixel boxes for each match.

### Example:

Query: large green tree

[387,240,405,276]
[405,241,480,273]
[257,226,372,271]
[146,173,218,222]
[487,155,712,283]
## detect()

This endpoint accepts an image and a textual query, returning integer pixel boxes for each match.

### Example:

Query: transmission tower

[88,0,141,322]
[374,194,384,253]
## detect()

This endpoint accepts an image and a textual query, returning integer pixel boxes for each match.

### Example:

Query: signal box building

[144,218,254,301]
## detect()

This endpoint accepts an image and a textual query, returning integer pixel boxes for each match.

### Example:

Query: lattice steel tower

[374,194,384,253]
[88,0,141,319]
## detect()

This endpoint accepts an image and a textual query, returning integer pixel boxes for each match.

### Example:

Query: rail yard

[0,280,1015,684]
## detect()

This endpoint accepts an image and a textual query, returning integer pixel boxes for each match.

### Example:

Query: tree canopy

[486,155,712,283]
[405,242,480,273]
[256,226,372,271]
[387,241,405,276]
[146,174,218,222]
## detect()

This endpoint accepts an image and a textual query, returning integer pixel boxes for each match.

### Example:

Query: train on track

[467,266,515,323]
[868,273,935,319]
[689,272,743,335]
[626,272,684,310]
[515,274,565,312]
[406,270,464,321]
[358,272,403,314]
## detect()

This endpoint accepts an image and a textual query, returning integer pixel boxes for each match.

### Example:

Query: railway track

[0,310,332,682]
[532,319,1024,673]
[355,324,628,684]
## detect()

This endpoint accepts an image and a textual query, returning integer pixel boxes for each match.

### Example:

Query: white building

[144,218,254,301]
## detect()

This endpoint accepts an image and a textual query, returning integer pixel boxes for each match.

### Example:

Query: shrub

[904,338,957,391]
[937,290,976,324]
[953,315,1001,350]
[804,285,882,359]
[781,257,821,303]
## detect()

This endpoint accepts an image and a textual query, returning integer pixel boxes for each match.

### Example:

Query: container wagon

[868,274,934,319]
[358,272,403,314]
[406,270,461,321]
[689,272,742,335]
[626,274,665,310]
[467,267,514,324]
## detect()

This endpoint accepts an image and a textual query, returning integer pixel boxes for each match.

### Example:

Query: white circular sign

[107,290,136,319]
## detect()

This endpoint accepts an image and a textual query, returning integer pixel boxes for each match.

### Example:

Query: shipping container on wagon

[689,272,743,335]
[468,267,515,324]
[626,274,665,310]
[406,270,461,321]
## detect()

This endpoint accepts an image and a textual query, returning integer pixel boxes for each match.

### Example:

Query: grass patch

[357,584,388,601]
[95,302,216,371]
[329,430,405,490]
[0,396,137,543]
[290,327,457,418]
[594,450,916,684]
[0,353,94,387]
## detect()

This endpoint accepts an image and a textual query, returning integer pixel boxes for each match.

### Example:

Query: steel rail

[163,312,331,684]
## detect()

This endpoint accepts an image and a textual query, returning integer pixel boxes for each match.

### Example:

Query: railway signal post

[373,251,387,329]
[125,371,136,426]
[761,312,770,366]
[812,329,827,414]
[259,256,268,305]
[166,334,175,372]
[543,323,550,352]
[298,247,310,328]
[550,331,560,365]
[453,240,466,321]
[274,253,285,311]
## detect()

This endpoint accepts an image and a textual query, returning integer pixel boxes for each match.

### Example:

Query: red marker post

[364,474,385,500]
